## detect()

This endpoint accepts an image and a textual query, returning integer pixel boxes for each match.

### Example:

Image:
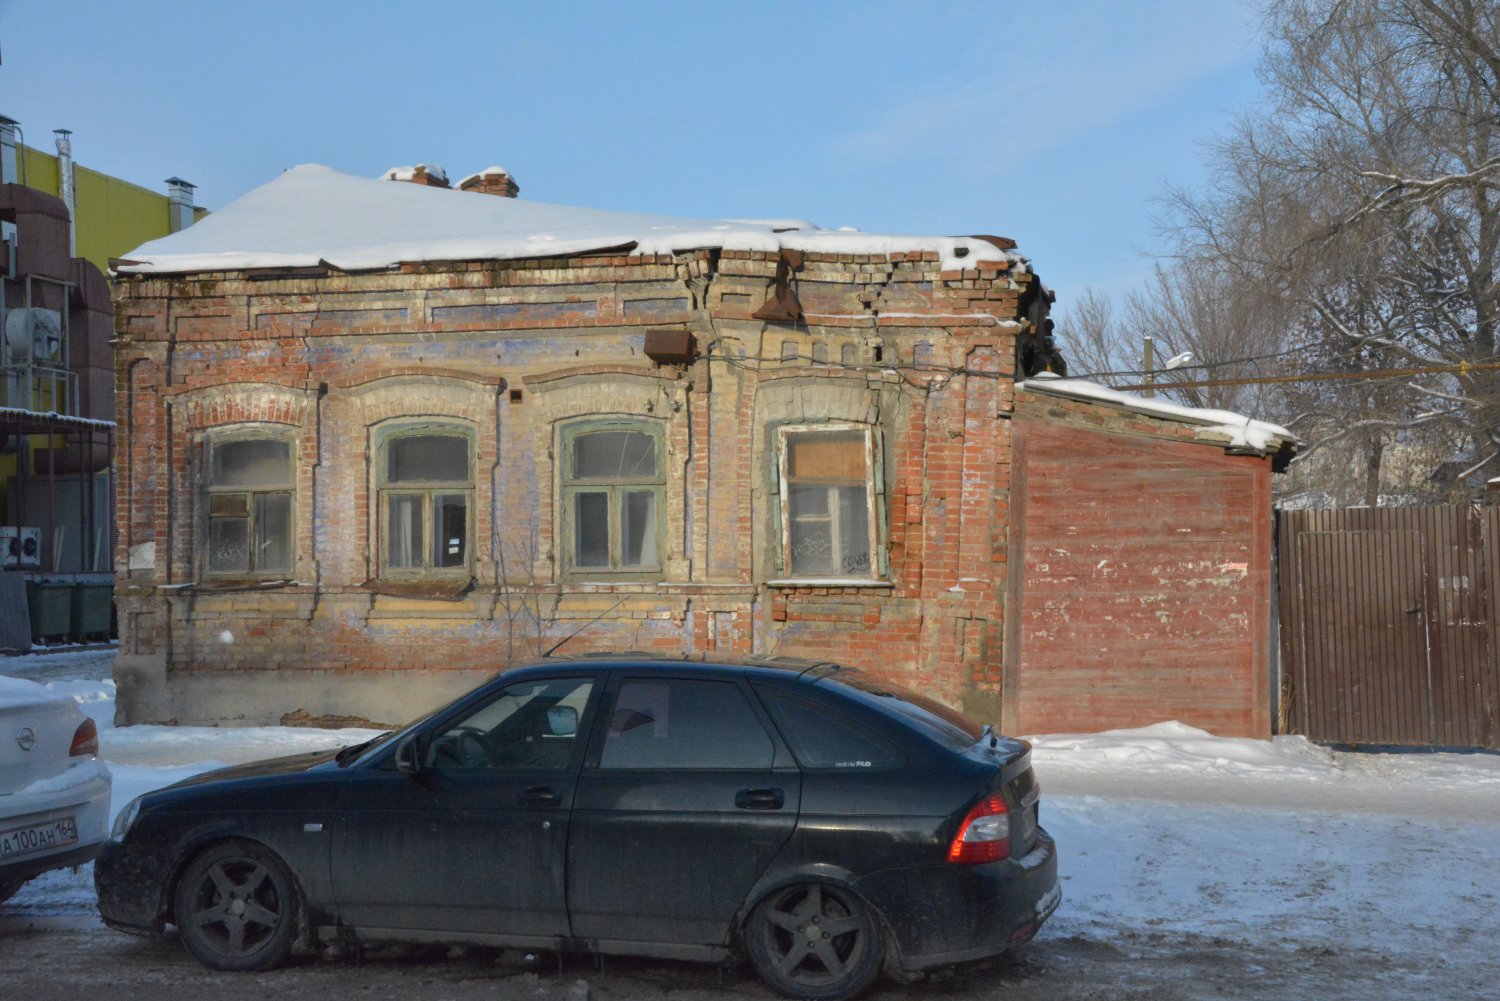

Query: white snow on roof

[1017,373,1295,452]
[115,164,1023,275]
[380,163,448,183]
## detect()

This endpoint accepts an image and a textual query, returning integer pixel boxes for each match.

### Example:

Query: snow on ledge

[114,164,1026,276]
[1016,373,1295,453]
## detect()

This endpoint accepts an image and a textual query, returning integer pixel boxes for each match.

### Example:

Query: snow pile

[115,164,1023,275]
[1032,720,1341,782]
[1016,373,1294,452]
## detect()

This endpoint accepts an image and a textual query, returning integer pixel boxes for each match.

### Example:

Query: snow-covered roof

[114,164,1025,275]
[1016,373,1296,453]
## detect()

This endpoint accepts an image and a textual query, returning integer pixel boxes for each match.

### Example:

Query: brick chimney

[458,166,520,198]
[381,164,450,188]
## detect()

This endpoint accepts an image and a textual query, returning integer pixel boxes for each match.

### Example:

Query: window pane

[573,431,657,480]
[788,483,829,518]
[620,490,658,567]
[209,493,249,518]
[787,430,865,480]
[757,689,901,769]
[837,485,872,577]
[574,492,610,567]
[386,494,423,569]
[434,493,468,568]
[428,678,593,772]
[211,438,290,487]
[601,679,773,770]
[255,493,292,574]
[788,516,834,575]
[388,434,468,482]
[208,517,249,573]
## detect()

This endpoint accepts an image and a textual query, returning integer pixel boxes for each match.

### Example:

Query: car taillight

[70,718,99,757]
[947,794,1009,864]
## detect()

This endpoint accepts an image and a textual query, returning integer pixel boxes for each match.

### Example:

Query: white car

[0,675,112,902]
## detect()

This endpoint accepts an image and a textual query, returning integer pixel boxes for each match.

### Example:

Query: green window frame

[560,420,665,579]
[376,423,474,578]
[203,428,295,578]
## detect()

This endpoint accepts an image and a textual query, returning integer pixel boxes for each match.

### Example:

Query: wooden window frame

[201,426,296,580]
[375,423,475,580]
[776,423,880,583]
[559,419,666,580]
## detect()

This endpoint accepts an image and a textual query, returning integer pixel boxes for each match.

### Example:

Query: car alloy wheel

[173,840,299,971]
[746,883,882,1001]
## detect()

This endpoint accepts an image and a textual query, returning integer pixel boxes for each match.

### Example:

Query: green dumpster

[71,584,113,640]
[26,581,73,645]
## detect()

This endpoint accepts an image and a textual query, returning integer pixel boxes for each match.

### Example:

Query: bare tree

[1143,0,1500,504]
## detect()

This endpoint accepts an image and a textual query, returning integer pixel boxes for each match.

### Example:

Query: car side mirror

[547,705,578,737]
[395,735,424,776]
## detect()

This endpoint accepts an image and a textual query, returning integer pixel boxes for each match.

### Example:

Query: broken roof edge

[110,164,1030,278]
[1015,374,1299,462]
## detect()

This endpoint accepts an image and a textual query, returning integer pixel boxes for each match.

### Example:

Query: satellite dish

[3,307,63,364]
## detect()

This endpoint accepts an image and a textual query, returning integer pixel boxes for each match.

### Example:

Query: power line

[1116,358,1500,391]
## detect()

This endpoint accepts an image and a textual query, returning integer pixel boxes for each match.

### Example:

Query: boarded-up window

[779,426,876,579]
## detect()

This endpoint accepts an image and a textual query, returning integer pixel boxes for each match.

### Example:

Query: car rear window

[822,670,984,750]
[755,688,902,770]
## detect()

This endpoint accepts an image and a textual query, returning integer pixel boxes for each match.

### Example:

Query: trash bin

[25,581,73,645]
[71,583,113,641]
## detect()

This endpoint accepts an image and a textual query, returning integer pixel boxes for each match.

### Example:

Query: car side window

[600,679,774,770]
[756,688,902,770]
[426,677,593,772]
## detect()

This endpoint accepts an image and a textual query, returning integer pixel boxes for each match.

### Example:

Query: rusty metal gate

[1278,506,1500,749]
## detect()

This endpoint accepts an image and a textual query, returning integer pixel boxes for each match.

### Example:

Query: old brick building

[110,164,1293,734]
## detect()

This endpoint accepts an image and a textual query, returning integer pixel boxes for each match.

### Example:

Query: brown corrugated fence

[1278,505,1500,749]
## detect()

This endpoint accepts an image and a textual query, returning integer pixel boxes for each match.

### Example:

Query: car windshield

[823,669,986,749]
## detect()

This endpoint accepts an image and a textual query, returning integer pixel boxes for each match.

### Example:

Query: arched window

[560,421,665,577]
[377,424,473,576]
[204,429,294,577]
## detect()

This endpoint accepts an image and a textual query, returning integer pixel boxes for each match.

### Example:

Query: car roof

[504,653,844,683]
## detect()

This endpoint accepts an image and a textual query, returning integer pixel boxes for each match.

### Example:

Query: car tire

[745,882,883,1001]
[172,840,300,972]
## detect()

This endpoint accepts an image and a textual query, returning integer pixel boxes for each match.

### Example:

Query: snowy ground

[3,648,1499,1000]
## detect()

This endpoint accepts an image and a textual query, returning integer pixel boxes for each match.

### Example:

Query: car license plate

[0,816,78,859]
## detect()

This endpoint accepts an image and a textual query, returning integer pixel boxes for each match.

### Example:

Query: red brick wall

[111,250,1032,725]
[1004,416,1273,737]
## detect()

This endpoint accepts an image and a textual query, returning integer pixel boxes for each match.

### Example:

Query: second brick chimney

[458,166,520,198]
[382,164,450,188]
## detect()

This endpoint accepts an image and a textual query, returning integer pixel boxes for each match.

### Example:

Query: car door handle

[736,788,785,810]
[517,786,561,808]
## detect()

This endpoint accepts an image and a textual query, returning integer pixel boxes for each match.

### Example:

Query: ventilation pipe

[2,115,20,271]
[0,114,19,185]
[165,177,196,233]
[54,129,75,257]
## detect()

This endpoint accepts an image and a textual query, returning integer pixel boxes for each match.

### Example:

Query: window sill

[765,578,893,589]
[361,578,474,600]
[170,578,300,592]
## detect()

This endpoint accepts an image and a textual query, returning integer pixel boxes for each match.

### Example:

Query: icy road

[3,649,1498,1001]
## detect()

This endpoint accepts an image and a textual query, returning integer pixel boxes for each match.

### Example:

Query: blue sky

[2,0,1263,304]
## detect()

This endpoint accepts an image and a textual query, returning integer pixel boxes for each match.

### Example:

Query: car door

[565,673,801,945]
[330,673,597,939]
